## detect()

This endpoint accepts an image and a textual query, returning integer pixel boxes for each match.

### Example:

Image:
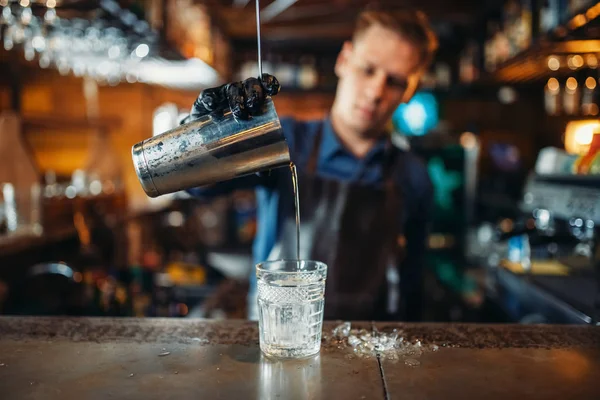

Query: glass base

[260,343,321,359]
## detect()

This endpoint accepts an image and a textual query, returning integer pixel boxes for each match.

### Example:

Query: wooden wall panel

[273,92,335,121]
[21,84,54,115]
[24,127,92,176]
[0,87,11,111]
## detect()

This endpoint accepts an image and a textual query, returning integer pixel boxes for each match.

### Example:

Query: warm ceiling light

[547,77,559,91]
[19,0,30,7]
[585,76,597,90]
[46,0,56,8]
[547,56,560,71]
[586,54,598,68]
[568,55,584,69]
[566,77,578,91]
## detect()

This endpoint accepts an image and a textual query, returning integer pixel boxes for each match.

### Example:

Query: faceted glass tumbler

[256,260,327,359]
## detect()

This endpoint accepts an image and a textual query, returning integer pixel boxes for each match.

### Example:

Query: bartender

[185,7,438,322]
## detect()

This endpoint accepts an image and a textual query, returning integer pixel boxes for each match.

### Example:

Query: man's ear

[334,41,353,78]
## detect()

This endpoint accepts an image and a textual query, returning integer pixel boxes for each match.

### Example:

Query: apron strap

[306,124,324,175]
[382,139,402,248]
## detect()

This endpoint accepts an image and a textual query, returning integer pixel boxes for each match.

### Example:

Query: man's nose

[365,73,386,103]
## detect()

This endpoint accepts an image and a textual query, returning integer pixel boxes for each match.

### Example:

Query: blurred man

[186,7,438,321]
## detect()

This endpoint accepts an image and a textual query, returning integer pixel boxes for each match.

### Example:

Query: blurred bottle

[0,111,42,235]
[2,183,18,233]
[84,128,124,195]
[459,41,479,84]
[505,0,532,56]
[544,76,561,115]
[44,170,59,198]
[581,56,599,116]
[516,0,532,52]
[503,0,520,57]
[563,75,580,115]
[232,190,257,244]
[581,73,598,116]
[434,62,452,89]
[494,25,511,66]
[193,198,228,248]
[484,22,499,72]
[273,54,296,88]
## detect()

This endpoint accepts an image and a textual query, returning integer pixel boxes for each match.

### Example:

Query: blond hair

[353,7,439,69]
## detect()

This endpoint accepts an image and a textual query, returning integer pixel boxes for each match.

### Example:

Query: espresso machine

[484,171,600,325]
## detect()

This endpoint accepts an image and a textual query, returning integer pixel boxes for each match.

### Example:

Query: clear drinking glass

[257,260,327,359]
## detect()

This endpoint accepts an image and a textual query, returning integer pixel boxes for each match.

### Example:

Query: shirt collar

[319,116,388,163]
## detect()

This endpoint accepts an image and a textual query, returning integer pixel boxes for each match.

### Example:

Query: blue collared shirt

[187,116,433,292]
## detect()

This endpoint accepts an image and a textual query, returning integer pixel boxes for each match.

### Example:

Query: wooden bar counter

[0,317,598,399]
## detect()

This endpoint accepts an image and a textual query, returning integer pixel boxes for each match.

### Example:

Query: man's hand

[184,74,280,123]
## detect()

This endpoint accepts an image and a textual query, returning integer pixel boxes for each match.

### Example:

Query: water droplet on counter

[158,352,171,357]
[405,359,420,367]
[0,363,5,367]
[174,371,178,374]
[216,367,220,371]
[129,373,134,377]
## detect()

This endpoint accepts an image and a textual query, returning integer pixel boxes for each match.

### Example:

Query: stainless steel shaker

[132,97,290,198]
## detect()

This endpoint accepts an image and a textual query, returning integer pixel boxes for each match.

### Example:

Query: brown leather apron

[267,123,404,321]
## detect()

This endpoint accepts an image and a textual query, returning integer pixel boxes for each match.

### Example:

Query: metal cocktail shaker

[132,97,290,198]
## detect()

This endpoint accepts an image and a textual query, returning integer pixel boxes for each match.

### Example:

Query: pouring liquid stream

[290,163,300,260]
[255,0,263,77]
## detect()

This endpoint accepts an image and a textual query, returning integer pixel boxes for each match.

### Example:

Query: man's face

[333,24,422,138]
